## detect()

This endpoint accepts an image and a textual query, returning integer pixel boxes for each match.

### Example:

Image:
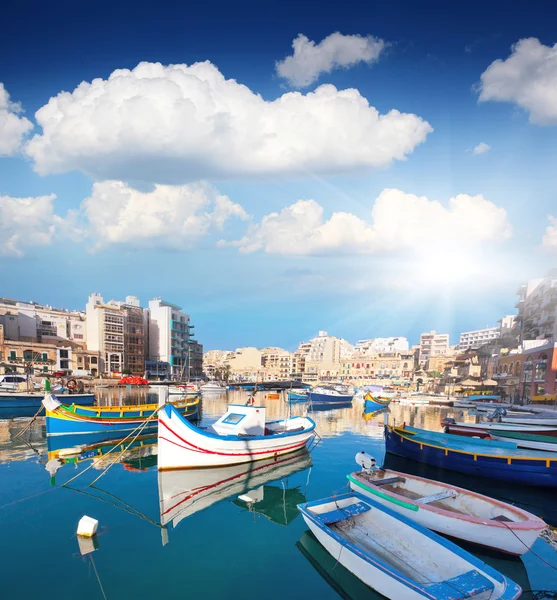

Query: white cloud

[226,189,512,255]
[276,32,387,88]
[0,83,33,156]
[472,142,490,155]
[83,180,247,250]
[25,61,431,183]
[478,38,557,125]
[0,194,64,256]
[543,216,557,251]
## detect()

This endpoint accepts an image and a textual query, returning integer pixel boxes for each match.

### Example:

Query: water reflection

[159,448,312,542]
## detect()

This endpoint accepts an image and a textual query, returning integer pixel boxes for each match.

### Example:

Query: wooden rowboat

[348,452,546,555]
[298,492,521,600]
[363,392,392,412]
[490,429,557,452]
[158,402,316,470]
[502,416,557,426]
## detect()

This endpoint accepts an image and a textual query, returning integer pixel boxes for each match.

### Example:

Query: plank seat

[371,476,405,486]
[320,502,371,525]
[417,489,458,505]
[427,569,494,599]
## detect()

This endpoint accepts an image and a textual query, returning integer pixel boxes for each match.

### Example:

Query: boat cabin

[212,404,266,436]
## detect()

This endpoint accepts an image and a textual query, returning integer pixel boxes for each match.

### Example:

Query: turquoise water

[1,393,557,599]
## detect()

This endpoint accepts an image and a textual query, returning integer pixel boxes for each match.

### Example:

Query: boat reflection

[159,448,312,542]
[232,483,306,526]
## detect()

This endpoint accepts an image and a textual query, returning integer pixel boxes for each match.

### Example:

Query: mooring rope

[13,405,44,439]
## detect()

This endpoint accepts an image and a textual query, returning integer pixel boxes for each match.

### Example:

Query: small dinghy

[298,492,522,600]
[348,452,545,555]
[158,402,316,470]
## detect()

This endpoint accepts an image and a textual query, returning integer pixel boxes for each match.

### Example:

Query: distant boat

[363,391,392,412]
[0,390,94,409]
[288,390,308,403]
[43,393,199,436]
[309,386,353,406]
[200,382,225,393]
[490,429,557,452]
[502,415,557,426]
[442,419,557,438]
[298,492,521,600]
[385,424,557,488]
[348,452,546,555]
[158,402,316,469]
[168,384,198,396]
[158,448,312,537]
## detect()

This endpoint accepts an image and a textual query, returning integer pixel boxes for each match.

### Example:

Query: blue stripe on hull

[385,427,557,488]
[364,399,390,411]
[0,394,95,409]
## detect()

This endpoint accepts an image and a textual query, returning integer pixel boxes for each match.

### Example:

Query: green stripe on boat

[346,474,419,512]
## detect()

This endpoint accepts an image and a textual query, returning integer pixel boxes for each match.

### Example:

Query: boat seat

[371,476,405,486]
[417,489,458,505]
[427,569,494,599]
[320,502,371,525]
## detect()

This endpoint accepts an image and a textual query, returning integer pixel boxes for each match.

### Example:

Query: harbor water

[1,391,557,599]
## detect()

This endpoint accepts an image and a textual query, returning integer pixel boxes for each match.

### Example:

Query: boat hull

[46,399,199,436]
[0,393,95,409]
[490,430,557,452]
[288,392,308,403]
[364,397,392,412]
[158,403,316,469]
[445,423,557,439]
[348,471,544,555]
[309,391,353,405]
[386,425,557,488]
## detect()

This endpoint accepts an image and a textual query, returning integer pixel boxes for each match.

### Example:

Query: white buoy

[77,515,99,538]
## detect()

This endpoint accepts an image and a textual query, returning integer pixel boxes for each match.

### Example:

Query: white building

[297,331,354,382]
[354,337,409,355]
[419,330,450,365]
[515,269,557,345]
[149,298,191,378]
[457,327,500,351]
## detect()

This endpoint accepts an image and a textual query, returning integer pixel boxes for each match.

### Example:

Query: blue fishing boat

[288,390,308,403]
[44,394,200,436]
[0,391,95,409]
[308,386,353,406]
[363,391,392,412]
[386,424,557,488]
[298,492,521,600]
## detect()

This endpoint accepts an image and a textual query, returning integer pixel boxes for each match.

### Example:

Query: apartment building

[188,340,204,379]
[261,347,293,381]
[341,352,414,381]
[419,330,450,365]
[457,326,500,351]
[354,337,409,355]
[227,347,264,381]
[0,297,86,345]
[149,298,192,378]
[296,331,354,382]
[515,269,557,345]
[86,293,147,376]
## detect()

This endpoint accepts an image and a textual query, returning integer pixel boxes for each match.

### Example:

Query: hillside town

[1,269,556,403]
[204,269,557,403]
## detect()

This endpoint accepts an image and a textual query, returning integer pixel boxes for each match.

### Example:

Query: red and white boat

[348,452,546,555]
[442,419,557,438]
[158,402,316,470]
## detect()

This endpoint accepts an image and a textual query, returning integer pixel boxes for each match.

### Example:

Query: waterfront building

[426,353,456,374]
[295,331,354,383]
[227,347,264,381]
[418,330,450,365]
[203,349,232,380]
[0,297,86,345]
[354,337,409,355]
[515,269,557,345]
[0,323,58,374]
[457,326,500,351]
[86,293,148,376]
[261,347,293,381]
[148,298,192,379]
[188,340,204,379]
[341,352,414,382]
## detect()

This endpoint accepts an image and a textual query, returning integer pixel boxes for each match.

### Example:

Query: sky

[1,0,556,351]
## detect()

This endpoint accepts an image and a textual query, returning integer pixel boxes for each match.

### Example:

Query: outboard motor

[355,451,376,473]
[487,407,507,422]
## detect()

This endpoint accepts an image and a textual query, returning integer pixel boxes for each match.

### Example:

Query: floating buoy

[77,515,98,538]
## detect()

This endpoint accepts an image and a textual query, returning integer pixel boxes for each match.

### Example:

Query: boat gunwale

[391,425,557,464]
[298,492,518,600]
[347,470,545,531]
[162,402,316,442]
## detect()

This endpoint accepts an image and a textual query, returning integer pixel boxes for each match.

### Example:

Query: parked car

[52,371,67,378]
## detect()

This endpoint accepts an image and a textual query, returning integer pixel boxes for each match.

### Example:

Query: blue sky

[1,0,556,350]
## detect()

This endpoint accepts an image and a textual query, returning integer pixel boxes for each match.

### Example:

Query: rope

[13,405,44,439]
[63,405,164,488]
[89,554,108,600]
[498,521,557,573]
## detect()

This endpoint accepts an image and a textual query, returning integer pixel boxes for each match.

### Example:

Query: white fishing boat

[168,384,198,396]
[502,415,557,426]
[347,452,545,555]
[200,381,225,393]
[158,402,316,470]
[298,492,521,600]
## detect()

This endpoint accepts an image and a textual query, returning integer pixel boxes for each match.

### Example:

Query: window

[59,350,69,359]
[60,360,69,369]
[9,351,16,360]
[23,350,33,361]
[91,357,98,364]
[42,353,48,361]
